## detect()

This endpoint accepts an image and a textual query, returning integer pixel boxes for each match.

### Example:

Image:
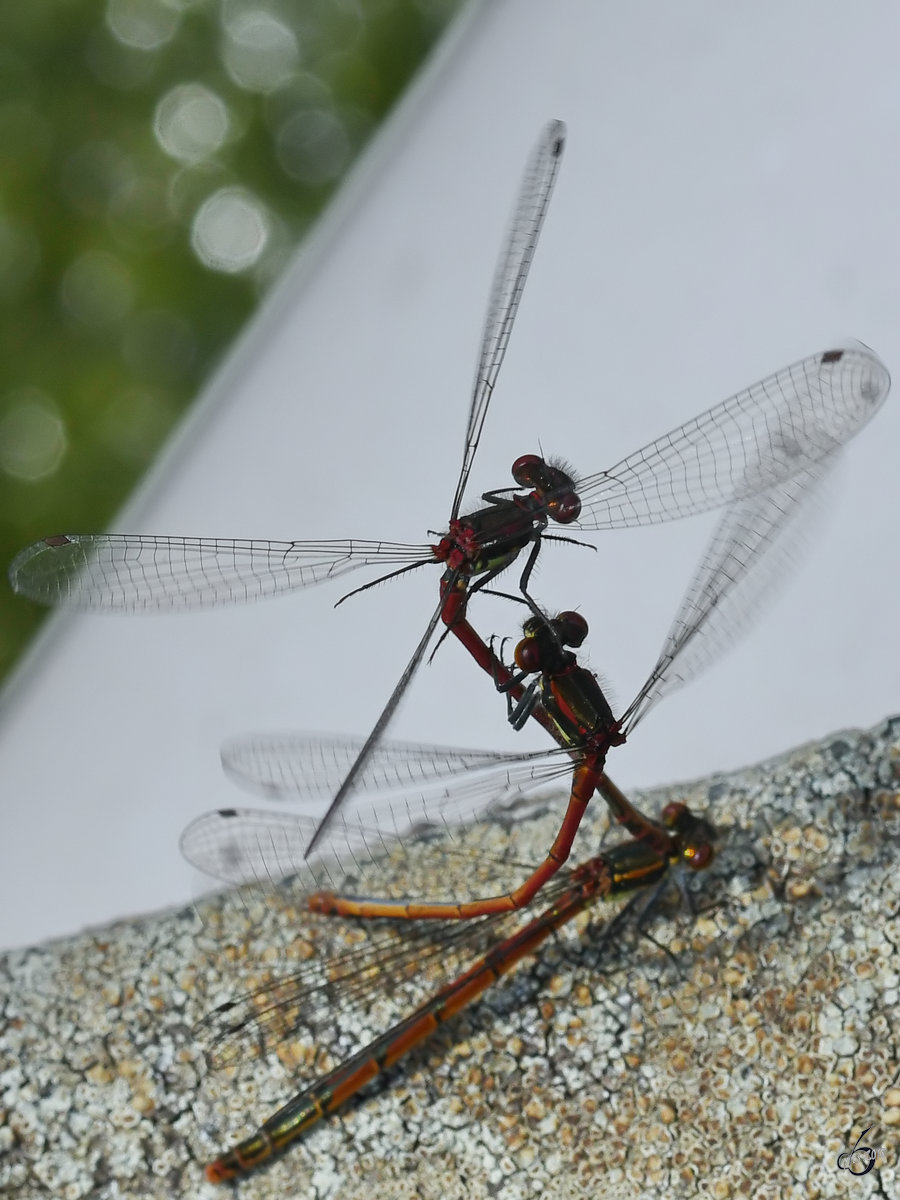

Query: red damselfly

[187,798,715,1182]
[184,445,869,1179]
[190,443,853,920]
[8,121,890,858]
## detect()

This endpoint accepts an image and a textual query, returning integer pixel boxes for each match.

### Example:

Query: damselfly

[194,438,855,919]
[9,122,889,858]
[187,797,715,1182]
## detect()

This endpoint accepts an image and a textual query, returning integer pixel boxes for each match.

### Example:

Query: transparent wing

[450,120,566,520]
[621,454,835,733]
[574,342,888,530]
[8,534,434,611]
[188,746,573,899]
[301,595,450,857]
[304,119,566,856]
[194,901,518,1070]
[187,780,621,1073]
[189,810,674,1075]
[221,730,558,805]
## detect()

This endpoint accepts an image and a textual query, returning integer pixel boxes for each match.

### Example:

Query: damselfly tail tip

[205,1157,236,1185]
[206,1135,271,1182]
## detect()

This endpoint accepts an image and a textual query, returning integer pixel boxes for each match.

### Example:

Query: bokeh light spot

[165,160,229,221]
[0,390,67,482]
[222,9,300,93]
[191,187,270,273]
[276,106,350,186]
[60,249,135,327]
[264,70,333,132]
[106,0,181,51]
[154,83,230,163]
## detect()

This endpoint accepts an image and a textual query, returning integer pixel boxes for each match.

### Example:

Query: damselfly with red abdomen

[185,456,866,1179]
[190,800,714,1183]
[189,447,843,919]
[9,121,890,859]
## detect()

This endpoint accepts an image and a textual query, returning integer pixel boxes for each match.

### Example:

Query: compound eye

[548,492,581,524]
[661,802,688,827]
[511,454,544,487]
[514,639,542,673]
[684,842,714,871]
[556,611,588,647]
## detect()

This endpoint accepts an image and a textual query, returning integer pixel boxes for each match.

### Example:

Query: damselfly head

[511,455,581,524]
[661,801,716,871]
[516,608,587,672]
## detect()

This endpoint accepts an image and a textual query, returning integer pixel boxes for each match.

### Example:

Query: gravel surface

[2,716,898,1199]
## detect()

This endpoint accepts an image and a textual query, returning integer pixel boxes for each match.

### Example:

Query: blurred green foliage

[0,0,461,682]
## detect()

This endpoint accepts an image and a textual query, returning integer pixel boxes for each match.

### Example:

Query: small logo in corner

[836,1126,886,1176]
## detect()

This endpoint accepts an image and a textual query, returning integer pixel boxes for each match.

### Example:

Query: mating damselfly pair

[10,120,890,1180]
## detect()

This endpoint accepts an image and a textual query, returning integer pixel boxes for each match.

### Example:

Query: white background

[2,0,899,949]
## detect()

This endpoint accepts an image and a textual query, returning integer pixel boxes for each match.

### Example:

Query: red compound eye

[684,842,714,871]
[661,802,688,827]
[511,454,544,487]
[549,491,581,524]
[514,639,543,673]
[556,611,588,647]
